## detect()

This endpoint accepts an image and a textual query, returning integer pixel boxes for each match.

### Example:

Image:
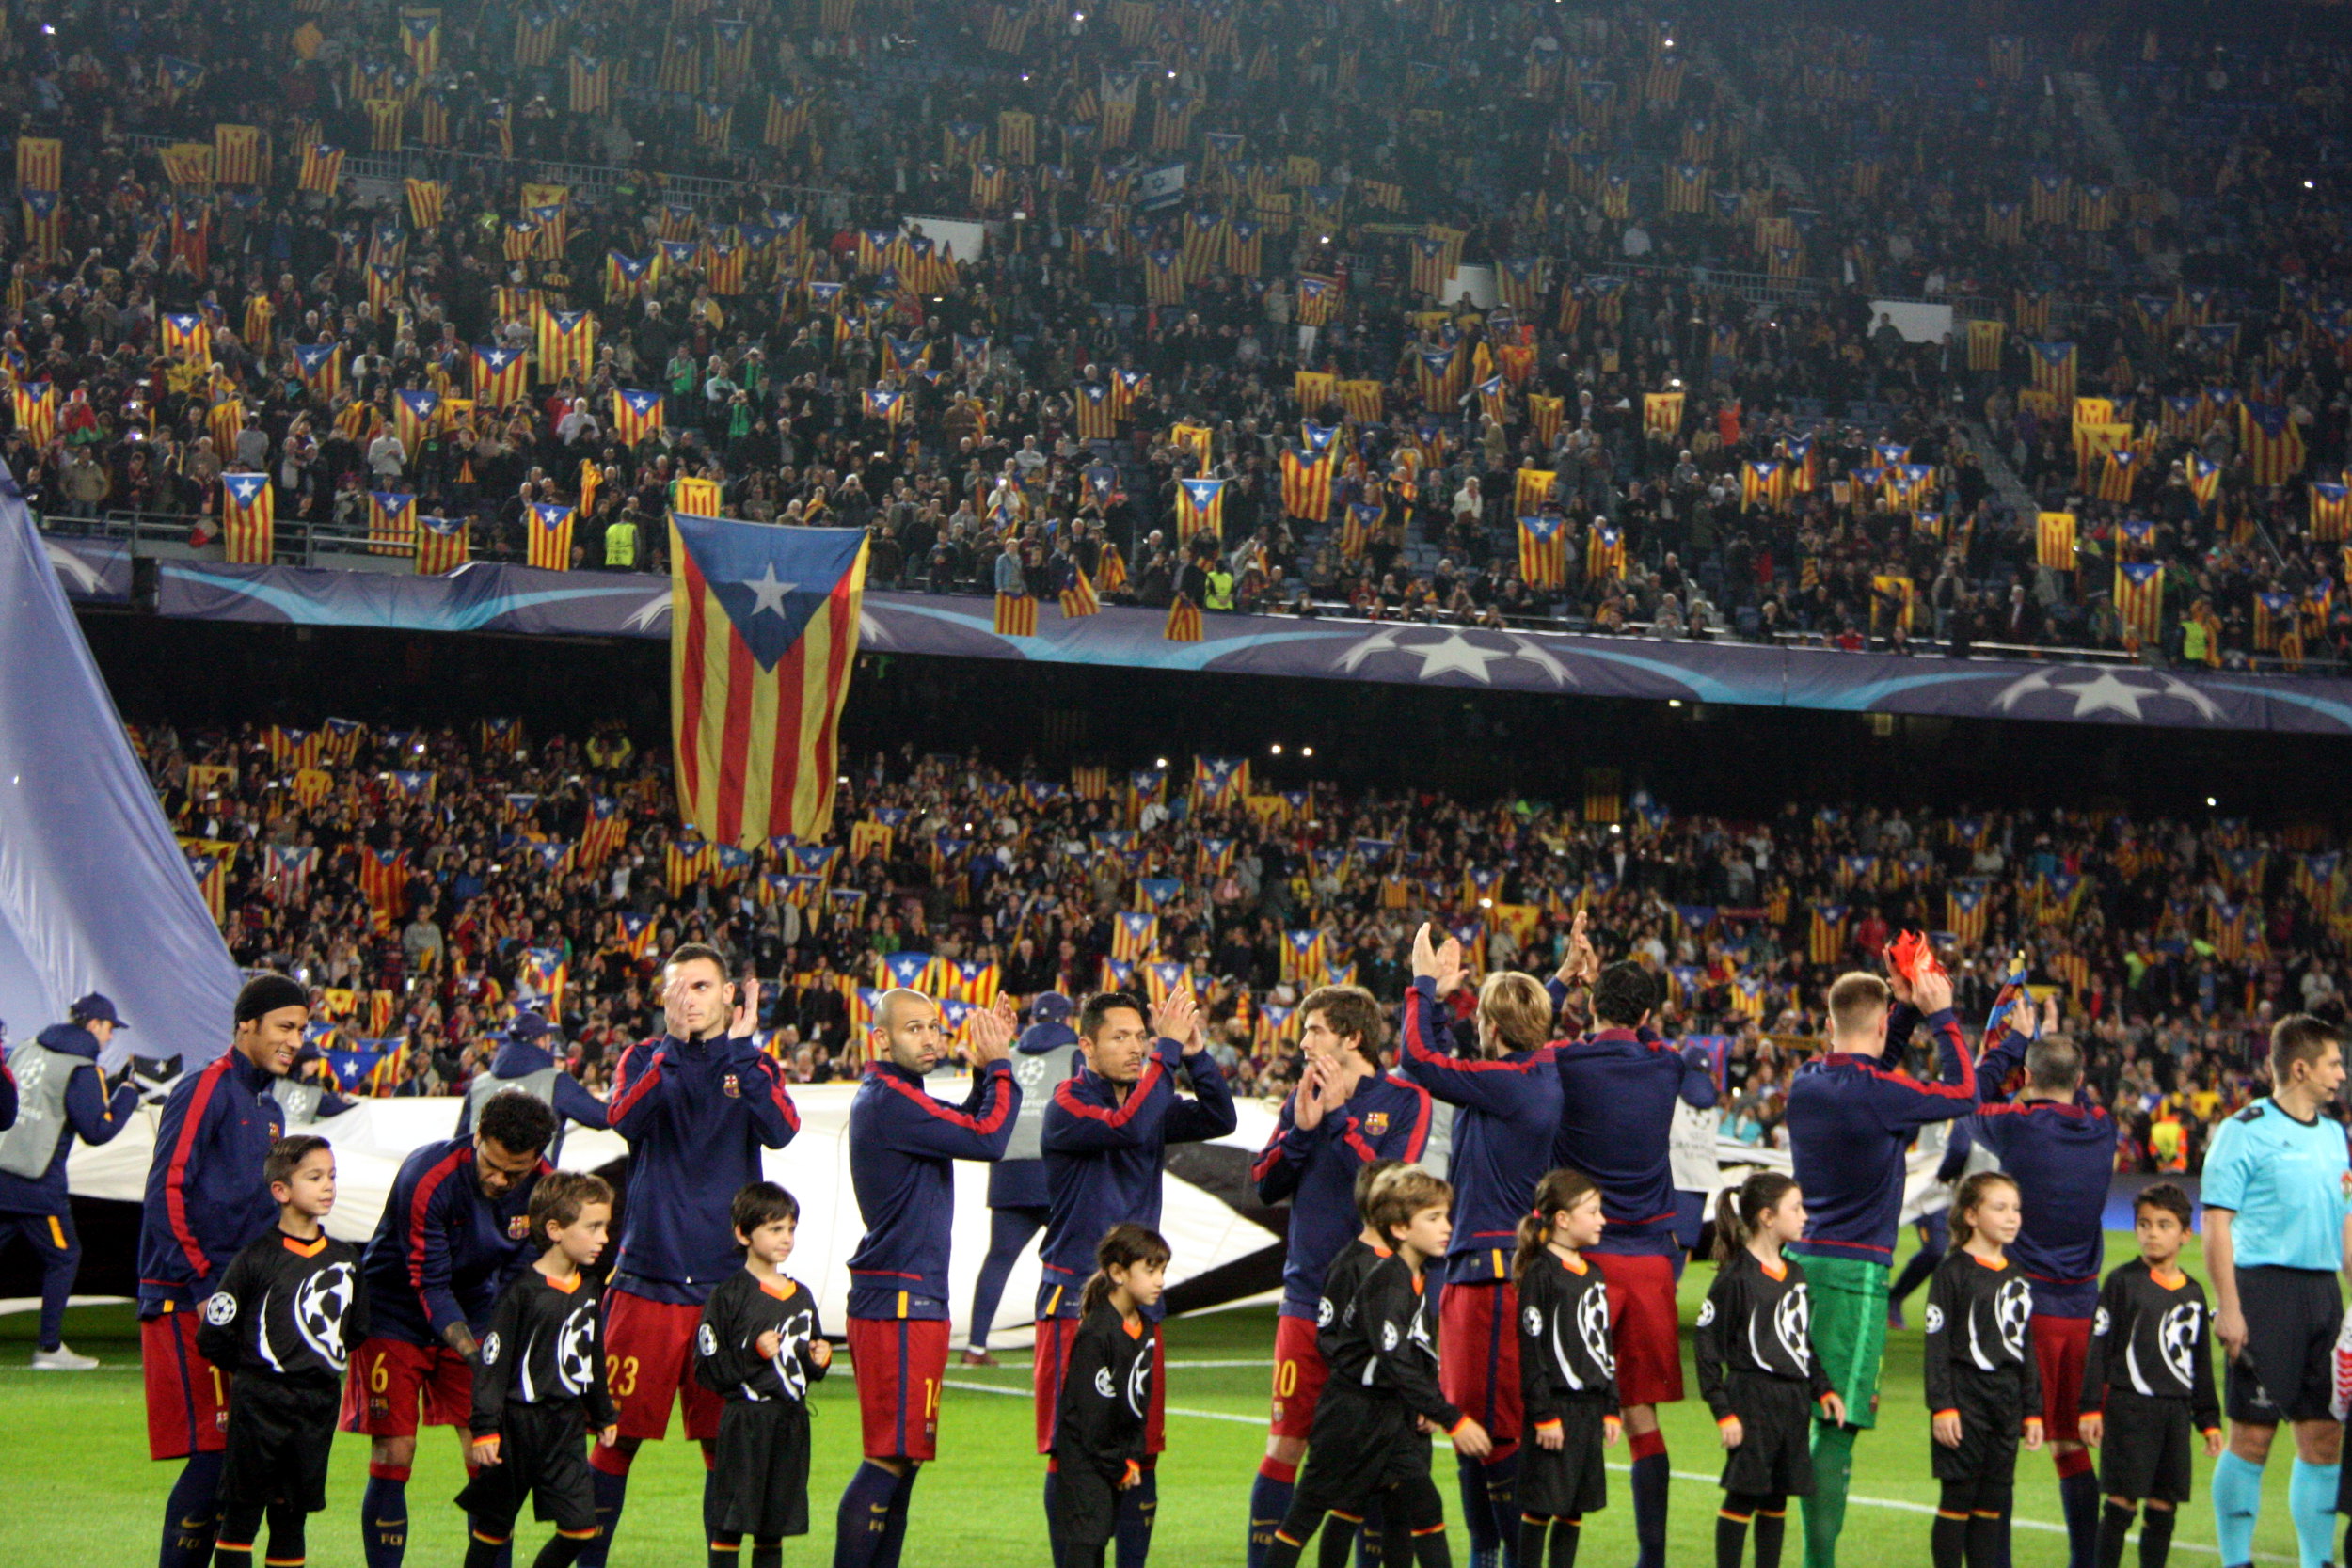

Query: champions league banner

[49,541,2352,736]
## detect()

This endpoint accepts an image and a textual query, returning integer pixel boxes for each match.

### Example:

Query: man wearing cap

[961,991,1081,1367]
[137,973,310,1568]
[451,1009,609,1161]
[0,993,140,1369]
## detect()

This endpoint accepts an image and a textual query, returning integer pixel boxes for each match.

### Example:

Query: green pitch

[0,1231,2309,1564]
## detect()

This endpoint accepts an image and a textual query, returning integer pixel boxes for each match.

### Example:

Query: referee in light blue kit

[2199,1013,2351,1568]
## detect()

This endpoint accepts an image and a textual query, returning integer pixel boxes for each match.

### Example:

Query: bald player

[835,988,1021,1568]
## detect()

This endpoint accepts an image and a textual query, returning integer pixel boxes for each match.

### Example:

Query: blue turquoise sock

[834,1462,901,1568]
[2210,1450,2263,1567]
[2289,1459,2338,1568]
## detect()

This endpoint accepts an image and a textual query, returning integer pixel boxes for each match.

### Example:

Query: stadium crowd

[0,2,2345,668]
[139,710,2342,1179]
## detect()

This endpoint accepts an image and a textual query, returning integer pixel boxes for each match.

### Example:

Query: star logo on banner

[741,562,797,618]
[1991,667,2224,721]
[1335,627,1577,687]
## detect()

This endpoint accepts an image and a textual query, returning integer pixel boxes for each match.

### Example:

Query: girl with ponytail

[1514,1169,1620,1568]
[1055,1225,1170,1568]
[1696,1172,1844,1568]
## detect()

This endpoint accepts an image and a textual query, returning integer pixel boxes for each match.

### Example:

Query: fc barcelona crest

[723,1073,741,1098]
[1362,1111,1390,1137]
[508,1214,532,1239]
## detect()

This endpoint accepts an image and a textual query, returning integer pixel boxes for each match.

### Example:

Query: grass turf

[0,1228,2315,1565]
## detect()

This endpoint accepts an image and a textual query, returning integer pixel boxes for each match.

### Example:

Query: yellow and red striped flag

[613,388,664,443]
[2036,511,2077,571]
[994,592,1038,636]
[1165,594,1203,642]
[1518,515,1567,588]
[471,342,528,407]
[366,490,418,555]
[15,135,61,191]
[538,309,596,382]
[297,143,344,194]
[529,502,575,571]
[414,514,469,575]
[1279,449,1333,523]
[1586,524,1626,580]
[670,515,868,847]
[12,381,56,446]
[222,472,275,563]
[2115,562,2165,647]
[393,388,440,451]
[1175,476,1226,535]
[1059,567,1101,618]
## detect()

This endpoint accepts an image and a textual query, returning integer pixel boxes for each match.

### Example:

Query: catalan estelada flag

[670,515,869,847]
[613,388,664,442]
[294,341,343,397]
[2115,562,2165,647]
[529,502,576,570]
[1279,449,1333,522]
[472,343,527,406]
[1059,567,1100,618]
[1518,515,1567,588]
[297,143,344,194]
[12,381,55,446]
[15,135,60,191]
[405,178,445,230]
[414,514,469,574]
[367,490,418,555]
[222,472,275,562]
[393,387,440,449]
[2036,511,2076,570]
[538,309,596,382]
[2312,481,2352,542]
[1175,476,1226,536]
[1586,524,1626,580]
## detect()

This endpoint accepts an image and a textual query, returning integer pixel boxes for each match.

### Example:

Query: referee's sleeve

[2199,1119,2248,1212]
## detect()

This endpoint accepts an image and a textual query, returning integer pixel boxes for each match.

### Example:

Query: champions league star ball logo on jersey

[2159,1302,2203,1386]
[1695,1299,1716,1328]
[294,1261,358,1370]
[1774,1282,1812,1370]
[772,1305,817,1399]
[1124,1347,1152,1418]
[1524,1305,1545,1338]
[203,1291,238,1327]
[1094,1366,1117,1398]
[1922,1304,1944,1336]
[557,1303,599,1396]
[1994,1276,2033,1358]
[1317,1296,1336,1329]
[1579,1281,1616,1376]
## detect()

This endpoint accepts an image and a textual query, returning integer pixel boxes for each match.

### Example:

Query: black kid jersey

[469,1269,617,1436]
[195,1228,367,1388]
[1924,1251,2041,1414]
[1317,1240,1464,1432]
[1518,1249,1619,1426]
[1695,1249,1835,1418]
[1056,1303,1153,1472]
[695,1270,829,1403]
[2080,1259,2220,1428]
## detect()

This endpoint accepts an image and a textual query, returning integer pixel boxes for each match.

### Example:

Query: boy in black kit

[1265,1164,1493,1568]
[2076,1182,2221,1568]
[197,1134,367,1568]
[456,1170,617,1568]
[695,1181,833,1568]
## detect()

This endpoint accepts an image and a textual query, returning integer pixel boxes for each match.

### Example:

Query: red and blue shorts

[846,1317,951,1462]
[1594,1251,1686,1407]
[2032,1314,2091,1443]
[1438,1279,1521,1453]
[338,1336,473,1438]
[142,1308,229,1461]
[1034,1315,1167,1456]
[1268,1313,1330,1441]
[604,1288,723,1443]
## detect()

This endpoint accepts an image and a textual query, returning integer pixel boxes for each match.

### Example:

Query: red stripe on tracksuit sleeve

[1052,1056,1164,1126]
[1402,1086,1433,1162]
[606,1045,665,1123]
[164,1059,229,1278]
[879,1066,1013,1136]
[405,1148,470,1323]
